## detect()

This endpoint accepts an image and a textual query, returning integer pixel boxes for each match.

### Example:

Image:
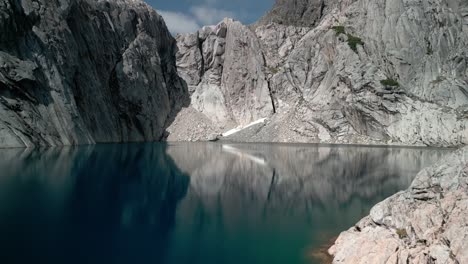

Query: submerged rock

[329,146,468,263]
[0,0,189,148]
[172,0,468,147]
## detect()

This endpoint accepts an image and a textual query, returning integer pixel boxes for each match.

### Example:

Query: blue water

[0,143,448,264]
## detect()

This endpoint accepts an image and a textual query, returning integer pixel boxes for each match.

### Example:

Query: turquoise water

[0,143,448,264]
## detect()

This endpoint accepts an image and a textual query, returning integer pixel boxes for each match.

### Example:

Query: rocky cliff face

[170,0,468,147]
[329,146,468,263]
[257,0,334,27]
[0,0,188,148]
[169,19,274,141]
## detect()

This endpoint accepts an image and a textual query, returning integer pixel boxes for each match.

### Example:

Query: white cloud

[158,10,200,34]
[190,6,235,26]
[157,4,237,34]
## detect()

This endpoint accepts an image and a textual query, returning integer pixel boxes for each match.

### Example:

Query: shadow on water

[0,142,449,264]
[0,143,189,264]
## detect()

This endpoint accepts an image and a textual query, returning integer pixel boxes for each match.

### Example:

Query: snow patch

[222,145,267,166]
[222,118,268,137]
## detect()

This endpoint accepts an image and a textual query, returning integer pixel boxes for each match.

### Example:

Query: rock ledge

[329,147,468,264]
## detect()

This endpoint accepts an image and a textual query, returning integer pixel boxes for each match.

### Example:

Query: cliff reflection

[166,143,447,264]
[0,143,449,264]
[168,143,445,214]
[0,144,189,264]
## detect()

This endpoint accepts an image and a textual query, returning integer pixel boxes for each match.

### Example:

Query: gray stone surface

[172,0,468,147]
[256,0,335,27]
[169,19,275,142]
[329,146,468,264]
[0,0,188,148]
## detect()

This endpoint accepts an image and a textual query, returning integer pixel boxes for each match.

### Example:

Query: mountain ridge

[169,0,468,147]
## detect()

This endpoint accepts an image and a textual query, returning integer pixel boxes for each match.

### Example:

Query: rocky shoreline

[329,146,468,263]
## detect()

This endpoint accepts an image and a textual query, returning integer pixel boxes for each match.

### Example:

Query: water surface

[0,143,448,264]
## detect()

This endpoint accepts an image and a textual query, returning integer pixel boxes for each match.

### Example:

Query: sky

[146,0,275,34]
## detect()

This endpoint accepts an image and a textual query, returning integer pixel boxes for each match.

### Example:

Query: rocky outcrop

[329,146,468,264]
[171,0,468,147]
[168,19,274,141]
[256,0,334,27]
[0,0,188,148]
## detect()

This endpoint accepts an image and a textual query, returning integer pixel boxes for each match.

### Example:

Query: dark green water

[0,143,448,264]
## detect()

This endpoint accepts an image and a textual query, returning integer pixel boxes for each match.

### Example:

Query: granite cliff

[0,0,188,148]
[1,0,465,148]
[169,0,468,147]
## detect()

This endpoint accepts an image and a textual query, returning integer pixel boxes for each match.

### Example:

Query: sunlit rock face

[167,143,447,221]
[168,19,275,141]
[0,0,188,148]
[329,146,468,264]
[172,0,468,147]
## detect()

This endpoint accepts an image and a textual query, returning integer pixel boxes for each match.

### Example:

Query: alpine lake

[0,143,449,264]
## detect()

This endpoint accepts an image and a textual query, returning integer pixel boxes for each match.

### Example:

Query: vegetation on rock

[347,34,364,52]
[268,66,280,74]
[332,26,346,35]
[396,228,408,239]
[380,79,400,87]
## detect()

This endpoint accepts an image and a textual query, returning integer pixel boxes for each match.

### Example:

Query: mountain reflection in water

[0,143,448,264]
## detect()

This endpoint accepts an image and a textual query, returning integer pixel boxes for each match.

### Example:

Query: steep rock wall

[0,0,189,148]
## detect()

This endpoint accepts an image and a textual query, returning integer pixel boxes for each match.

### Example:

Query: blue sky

[146,0,274,34]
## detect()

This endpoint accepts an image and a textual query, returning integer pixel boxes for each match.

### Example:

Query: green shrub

[268,66,279,74]
[332,26,346,35]
[380,79,400,87]
[347,34,364,52]
[396,228,408,239]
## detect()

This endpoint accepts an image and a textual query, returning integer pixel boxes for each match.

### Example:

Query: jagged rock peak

[257,0,335,27]
[172,0,468,146]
